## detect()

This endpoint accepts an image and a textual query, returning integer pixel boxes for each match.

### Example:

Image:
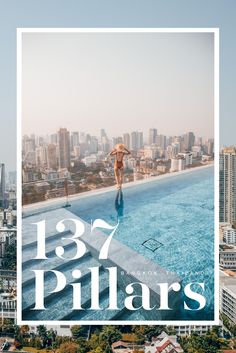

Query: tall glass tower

[0,163,6,208]
[220,147,236,224]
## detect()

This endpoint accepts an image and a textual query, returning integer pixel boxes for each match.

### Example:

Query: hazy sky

[1,0,236,171]
[22,31,214,139]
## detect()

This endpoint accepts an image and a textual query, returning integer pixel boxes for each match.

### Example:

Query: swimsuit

[115,160,124,169]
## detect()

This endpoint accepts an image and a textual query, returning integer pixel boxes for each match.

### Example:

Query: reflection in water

[115,190,124,219]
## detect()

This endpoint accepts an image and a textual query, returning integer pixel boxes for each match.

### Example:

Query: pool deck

[23,163,213,215]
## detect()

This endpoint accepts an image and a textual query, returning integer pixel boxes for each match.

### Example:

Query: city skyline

[22,125,214,198]
[22,122,214,142]
[23,127,213,142]
[22,31,214,138]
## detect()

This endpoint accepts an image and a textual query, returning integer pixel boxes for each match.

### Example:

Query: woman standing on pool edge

[109,144,131,189]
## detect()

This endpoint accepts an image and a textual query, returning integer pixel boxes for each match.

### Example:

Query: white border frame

[17,28,219,325]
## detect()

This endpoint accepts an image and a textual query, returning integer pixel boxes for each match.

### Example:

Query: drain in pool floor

[142,238,163,252]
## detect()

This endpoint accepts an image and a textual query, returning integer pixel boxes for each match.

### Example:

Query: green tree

[2,243,16,270]
[13,324,20,337]
[0,318,15,333]
[75,337,89,353]
[71,325,89,339]
[143,326,165,341]
[88,333,105,351]
[180,330,229,353]
[105,343,113,353]
[36,325,48,348]
[47,328,57,347]
[33,336,43,349]
[99,326,122,346]
[165,326,177,335]
[131,325,165,341]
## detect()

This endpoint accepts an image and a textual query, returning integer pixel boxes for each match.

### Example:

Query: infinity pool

[68,166,215,320]
[22,166,215,321]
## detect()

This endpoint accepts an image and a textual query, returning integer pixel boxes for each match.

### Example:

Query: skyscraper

[220,147,236,224]
[112,136,123,147]
[47,144,57,170]
[184,132,195,151]
[137,132,143,149]
[131,131,143,150]
[36,146,48,166]
[149,128,157,145]
[207,139,214,155]
[156,134,166,150]
[58,128,71,169]
[123,133,130,149]
[89,136,98,154]
[71,132,79,150]
[0,163,6,208]
[23,136,35,155]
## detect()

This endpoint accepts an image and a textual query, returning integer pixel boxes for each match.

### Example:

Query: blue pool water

[68,166,215,319]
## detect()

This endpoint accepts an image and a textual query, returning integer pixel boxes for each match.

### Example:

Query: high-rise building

[178,152,193,165]
[137,132,143,149]
[101,129,109,152]
[112,136,123,147]
[79,132,86,144]
[23,136,35,155]
[36,146,48,166]
[131,131,143,150]
[184,132,195,151]
[58,128,71,169]
[24,151,36,165]
[74,146,80,158]
[220,271,236,324]
[144,145,159,159]
[71,132,79,150]
[220,247,236,270]
[170,157,185,172]
[47,144,57,170]
[123,133,130,149]
[149,128,157,145]
[222,225,236,244]
[0,164,6,208]
[206,138,214,155]
[220,147,236,224]
[131,132,136,150]
[166,144,179,159]
[89,136,98,154]
[156,134,166,150]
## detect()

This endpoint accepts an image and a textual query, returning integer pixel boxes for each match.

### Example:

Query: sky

[0,0,236,171]
[22,31,214,139]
